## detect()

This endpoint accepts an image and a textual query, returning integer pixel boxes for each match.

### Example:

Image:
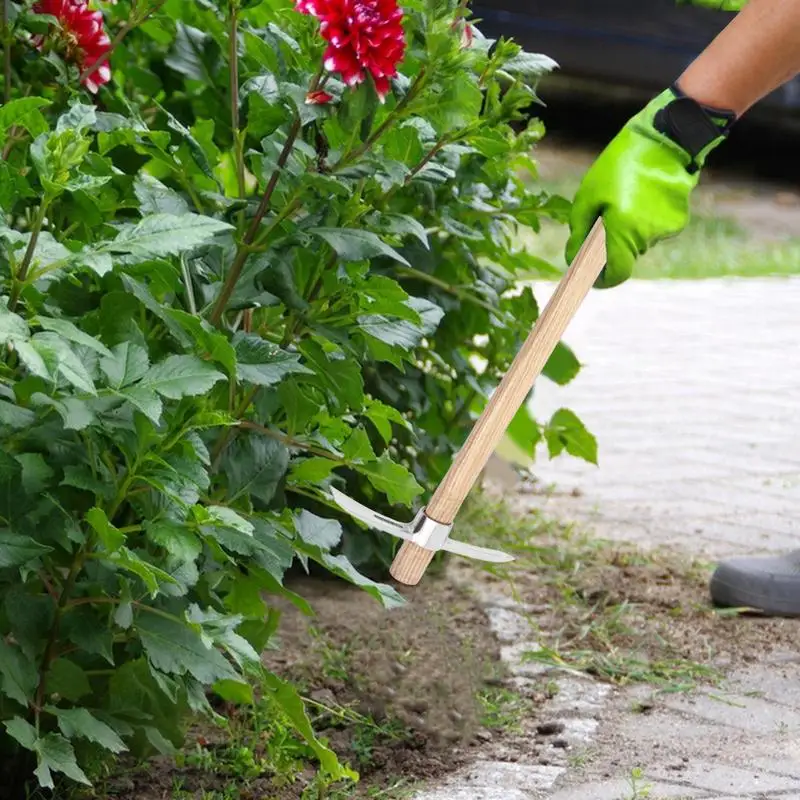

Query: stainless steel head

[330,487,514,564]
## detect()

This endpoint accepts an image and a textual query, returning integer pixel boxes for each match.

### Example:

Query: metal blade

[330,487,416,539]
[442,538,515,563]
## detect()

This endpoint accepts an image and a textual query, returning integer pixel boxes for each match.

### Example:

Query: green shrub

[0,0,593,792]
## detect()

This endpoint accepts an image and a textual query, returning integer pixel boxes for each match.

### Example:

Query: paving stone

[547,779,708,800]
[413,788,534,800]
[648,761,800,794]
[484,606,537,643]
[459,761,565,792]
[546,678,613,716]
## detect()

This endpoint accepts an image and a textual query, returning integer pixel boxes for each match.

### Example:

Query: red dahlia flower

[33,0,112,93]
[295,0,406,103]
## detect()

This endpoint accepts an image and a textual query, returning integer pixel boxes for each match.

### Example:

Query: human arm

[566,0,800,288]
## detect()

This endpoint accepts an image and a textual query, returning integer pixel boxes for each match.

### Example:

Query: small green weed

[622,767,653,799]
[477,685,533,733]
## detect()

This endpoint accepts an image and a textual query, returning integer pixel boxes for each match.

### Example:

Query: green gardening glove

[678,0,746,10]
[565,86,736,288]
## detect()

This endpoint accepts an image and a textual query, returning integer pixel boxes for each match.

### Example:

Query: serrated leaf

[134,174,190,216]
[137,614,239,684]
[86,506,124,552]
[506,404,542,456]
[49,707,128,754]
[146,520,201,564]
[110,547,178,597]
[0,641,36,706]
[96,214,232,261]
[62,609,114,665]
[294,510,342,551]
[233,333,311,387]
[205,506,254,536]
[310,227,410,266]
[139,354,225,399]
[29,333,96,394]
[100,342,149,389]
[18,452,53,493]
[502,50,558,78]
[545,408,598,465]
[299,340,363,411]
[356,454,423,506]
[222,435,288,505]
[36,317,112,357]
[358,314,424,350]
[5,716,37,748]
[34,733,91,788]
[32,394,94,430]
[0,530,52,568]
[213,678,254,705]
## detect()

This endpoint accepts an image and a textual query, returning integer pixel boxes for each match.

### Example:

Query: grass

[522,168,800,281]
[477,685,533,734]
[457,495,725,695]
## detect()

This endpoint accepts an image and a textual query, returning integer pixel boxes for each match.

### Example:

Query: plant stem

[208,116,302,326]
[336,69,427,168]
[2,0,10,105]
[180,255,198,315]
[229,0,245,199]
[239,420,343,461]
[10,198,50,311]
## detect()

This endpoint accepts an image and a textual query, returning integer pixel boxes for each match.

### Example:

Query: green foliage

[0,0,591,792]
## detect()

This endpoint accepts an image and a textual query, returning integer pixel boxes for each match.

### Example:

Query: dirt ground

[105,569,518,799]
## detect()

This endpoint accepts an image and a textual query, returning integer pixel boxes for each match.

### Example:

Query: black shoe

[710,551,800,617]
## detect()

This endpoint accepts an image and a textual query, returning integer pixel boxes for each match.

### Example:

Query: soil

[106,571,509,799]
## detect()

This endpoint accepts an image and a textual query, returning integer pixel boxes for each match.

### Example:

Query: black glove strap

[653,84,736,171]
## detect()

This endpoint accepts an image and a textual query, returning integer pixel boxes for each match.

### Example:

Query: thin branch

[229,0,245,198]
[10,199,50,311]
[2,0,10,105]
[208,116,301,326]
[239,420,343,461]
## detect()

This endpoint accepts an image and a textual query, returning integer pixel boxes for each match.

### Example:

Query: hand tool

[331,218,607,586]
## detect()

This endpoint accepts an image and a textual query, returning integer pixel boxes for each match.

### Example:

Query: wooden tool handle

[389,219,607,586]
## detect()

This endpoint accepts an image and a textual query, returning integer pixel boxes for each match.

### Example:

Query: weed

[477,686,533,733]
[310,627,354,682]
[622,767,653,800]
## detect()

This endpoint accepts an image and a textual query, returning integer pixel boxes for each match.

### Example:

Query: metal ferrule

[409,512,453,550]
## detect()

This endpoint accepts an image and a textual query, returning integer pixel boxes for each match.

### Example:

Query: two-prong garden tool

[331,219,607,587]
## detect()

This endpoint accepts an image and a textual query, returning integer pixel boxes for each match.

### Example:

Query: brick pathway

[415,278,800,800]
[528,277,800,560]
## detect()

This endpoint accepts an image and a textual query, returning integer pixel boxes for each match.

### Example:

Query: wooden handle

[389,219,607,585]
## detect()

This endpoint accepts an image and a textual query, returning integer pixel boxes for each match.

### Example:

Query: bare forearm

[678,0,800,115]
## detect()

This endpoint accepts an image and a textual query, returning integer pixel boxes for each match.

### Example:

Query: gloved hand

[678,0,746,10]
[565,86,736,288]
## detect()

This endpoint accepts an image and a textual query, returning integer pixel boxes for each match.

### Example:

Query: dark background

[473,0,800,184]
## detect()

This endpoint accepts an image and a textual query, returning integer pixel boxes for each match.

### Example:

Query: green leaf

[137,614,239,685]
[0,98,50,146]
[86,506,124,552]
[358,314,425,351]
[0,302,30,344]
[27,333,96,394]
[62,608,114,665]
[48,707,128,754]
[0,400,36,430]
[233,333,311,387]
[223,434,288,505]
[110,547,178,597]
[146,520,202,564]
[16,452,53,494]
[0,530,52,568]
[46,658,92,702]
[356,454,423,506]
[378,213,429,248]
[134,174,190,215]
[310,227,410,266]
[34,733,91,788]
[501,51,558,79]
[95,214,232,261]
[505,404,542,455]
[289,457,338,484]
[5,716,37,749]
[545,408,598,465]
[213,678,254,705]
[205,506,254,537]
[299,340,364,411]
[139,354,225,399]
[32,394,94,430]
[0,641,36,706]
[363,399,408,444]
[261,671,356,781]
[294,510,342,551]
[543,342,581,386]
[100,342,149,389]
[36,317,113,357]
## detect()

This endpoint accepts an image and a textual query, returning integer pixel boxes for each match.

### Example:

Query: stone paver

[415,278,800,800]
[526,278,800,558]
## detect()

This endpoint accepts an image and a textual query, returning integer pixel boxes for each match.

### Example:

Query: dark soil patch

[105,572,506,799]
